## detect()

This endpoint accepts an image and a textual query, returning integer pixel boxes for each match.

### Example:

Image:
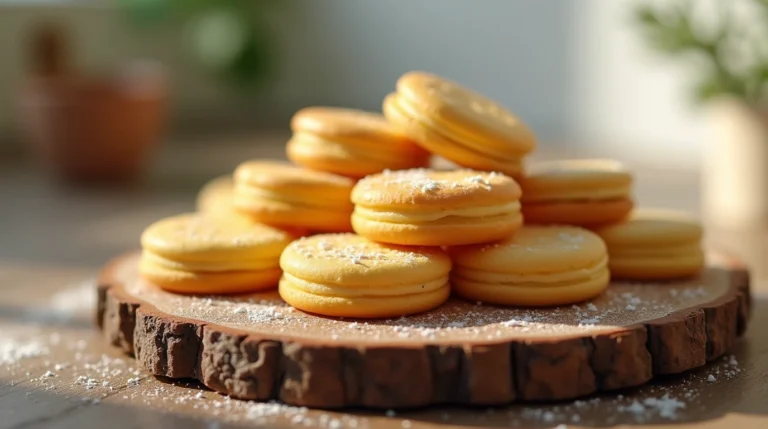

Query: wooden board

[96,251,751,409]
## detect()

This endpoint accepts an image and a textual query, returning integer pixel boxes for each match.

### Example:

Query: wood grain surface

[96,251,751,409]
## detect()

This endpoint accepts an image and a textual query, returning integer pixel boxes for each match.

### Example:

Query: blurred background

[1,0,767,282]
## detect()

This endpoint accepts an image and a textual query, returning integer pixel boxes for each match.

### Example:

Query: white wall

[0,0,708,168]
[275,0,574,142]
[570,1,705,168]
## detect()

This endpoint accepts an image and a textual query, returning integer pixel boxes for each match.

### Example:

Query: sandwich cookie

[449,226,610,306]
[383,71,536,177]
[287,107,430,178]
[351,168,523,246]
[520,159,634,226]
[279,233,451,318]
[593,209,704,280]
[234,160,355,232]
[140,213,295,294]
[197,175,243,217]
[197,174,309,236]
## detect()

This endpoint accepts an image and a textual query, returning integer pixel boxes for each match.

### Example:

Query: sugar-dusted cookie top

[352,168,521,208]
[280,233,451,288]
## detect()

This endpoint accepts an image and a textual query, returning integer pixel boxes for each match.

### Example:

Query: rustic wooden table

[1,135,766,428]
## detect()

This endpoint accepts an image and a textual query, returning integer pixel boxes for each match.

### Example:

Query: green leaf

[117,0,174,26]
[635,6,662,26]
[219,24,274,89]
[693,77,728,103]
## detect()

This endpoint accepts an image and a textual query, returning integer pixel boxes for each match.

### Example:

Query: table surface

[1,135,767,429]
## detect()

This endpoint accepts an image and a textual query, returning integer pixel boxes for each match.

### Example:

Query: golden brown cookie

[520,159,634,226]
[287,107,429,178]
[234,160,355,232]
[383,72,536,177]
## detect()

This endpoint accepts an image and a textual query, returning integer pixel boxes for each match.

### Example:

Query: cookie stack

[516,159,704,280]
[138,70,705,318]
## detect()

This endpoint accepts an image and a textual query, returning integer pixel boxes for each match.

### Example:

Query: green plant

[635,0,768,105]
[118,0,278,90]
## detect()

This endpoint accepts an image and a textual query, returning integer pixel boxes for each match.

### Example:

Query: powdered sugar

[122,254,722,343]
[6,304,743,429]
[618,394,686,420]
[289,234,427,267]
[0,338,49,364]
[364,168,501,197]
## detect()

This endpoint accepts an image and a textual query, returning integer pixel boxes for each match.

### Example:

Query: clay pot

[19,62,168,184]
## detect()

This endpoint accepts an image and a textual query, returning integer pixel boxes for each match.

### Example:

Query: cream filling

[235,184,352,209]
[354,202,520,223]
[453,256,608,286]
[393,95,524,161]
[144,250,279,273]
[521,185,631,203]
[283,272,448,297]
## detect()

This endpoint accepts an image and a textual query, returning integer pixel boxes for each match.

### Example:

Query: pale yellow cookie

[234,160,355,232]
[279,233,451,318]
[449,226,610,306]
[520,159,634,226]
[140,213,294,294]
[593,208,704,280]
[351,168,523,246]
[287,107,429,178]
[196,175,236,215]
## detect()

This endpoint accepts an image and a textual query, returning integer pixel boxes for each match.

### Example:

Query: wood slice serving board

[96,251,751,410]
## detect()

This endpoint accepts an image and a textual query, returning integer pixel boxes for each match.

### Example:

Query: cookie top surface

[196,175,238,214]
[141,213,294,260]
[449,226,607,274]
[280,233,451,287]
[235,160,355,192]
[593,209,703,246]
[290,107,419,150]
[352,168,521,208]
[396,71,536,153]
[523,159,631,183]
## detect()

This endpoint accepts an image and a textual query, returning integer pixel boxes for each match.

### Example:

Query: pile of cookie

[139,71,705,319]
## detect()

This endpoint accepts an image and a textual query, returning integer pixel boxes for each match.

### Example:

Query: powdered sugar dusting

[5,281,745,429]
[0,338,49,364]
[358,168,505,200]
[118,252,727,343]
[288,234,432,268]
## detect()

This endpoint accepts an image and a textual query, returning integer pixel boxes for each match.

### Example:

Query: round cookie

[593,209,704,280]
[287,107,430,178]
[449,226,610,306]
[196,174,249,219]
[140,213,295,294]
[383,71,536,177]
[234,160,355,232]
[279,233,451,318]
[351,168,523,246]
[519,159,634,226]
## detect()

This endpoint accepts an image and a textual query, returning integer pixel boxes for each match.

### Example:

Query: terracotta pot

[19,62,168,184]
[702,98,768,228]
